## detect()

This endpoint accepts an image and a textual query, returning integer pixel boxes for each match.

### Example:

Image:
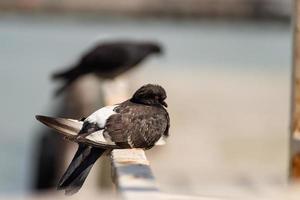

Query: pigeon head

[131,84,167,107]
[142,42,163,55]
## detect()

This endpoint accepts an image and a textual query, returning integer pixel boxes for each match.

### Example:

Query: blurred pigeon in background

[36,84,170,195]
[52,40,163,96]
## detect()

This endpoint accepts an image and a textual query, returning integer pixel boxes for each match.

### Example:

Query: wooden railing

[111,149,160,199]
[110,149,223,200]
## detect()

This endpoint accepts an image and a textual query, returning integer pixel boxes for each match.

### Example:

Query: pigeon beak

[158,49,164,56]
[162,101,168,107]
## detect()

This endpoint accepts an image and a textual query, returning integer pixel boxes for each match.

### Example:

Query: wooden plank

[290,0,300,180]
[110,149,224,200]
[110,149,162,199]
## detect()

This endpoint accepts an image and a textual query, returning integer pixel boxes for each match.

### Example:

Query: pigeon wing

[35,115,118,148]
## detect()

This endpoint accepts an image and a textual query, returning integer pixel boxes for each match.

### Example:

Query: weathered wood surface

[290,0,300,180]
[110,149,222,200]
[111,149,160,199]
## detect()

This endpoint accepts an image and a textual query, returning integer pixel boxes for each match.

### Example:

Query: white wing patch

[155,136,166,146]
[86,130,115,145]
[85,105,117,128]
[84,105,118,144]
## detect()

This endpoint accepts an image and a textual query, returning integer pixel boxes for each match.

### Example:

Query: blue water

[0,13,291,194]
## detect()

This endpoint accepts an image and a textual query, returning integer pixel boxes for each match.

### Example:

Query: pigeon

[36,84,170,195]
[52,40,163,96]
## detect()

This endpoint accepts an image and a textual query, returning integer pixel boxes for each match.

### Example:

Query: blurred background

[0,0,293,199]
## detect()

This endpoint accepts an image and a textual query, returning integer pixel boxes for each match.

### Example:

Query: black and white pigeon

[36,84,170,195]
[52,40,163,96]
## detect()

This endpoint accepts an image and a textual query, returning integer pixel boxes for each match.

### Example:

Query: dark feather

[58,145,105,195]
[106,100,169,149]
